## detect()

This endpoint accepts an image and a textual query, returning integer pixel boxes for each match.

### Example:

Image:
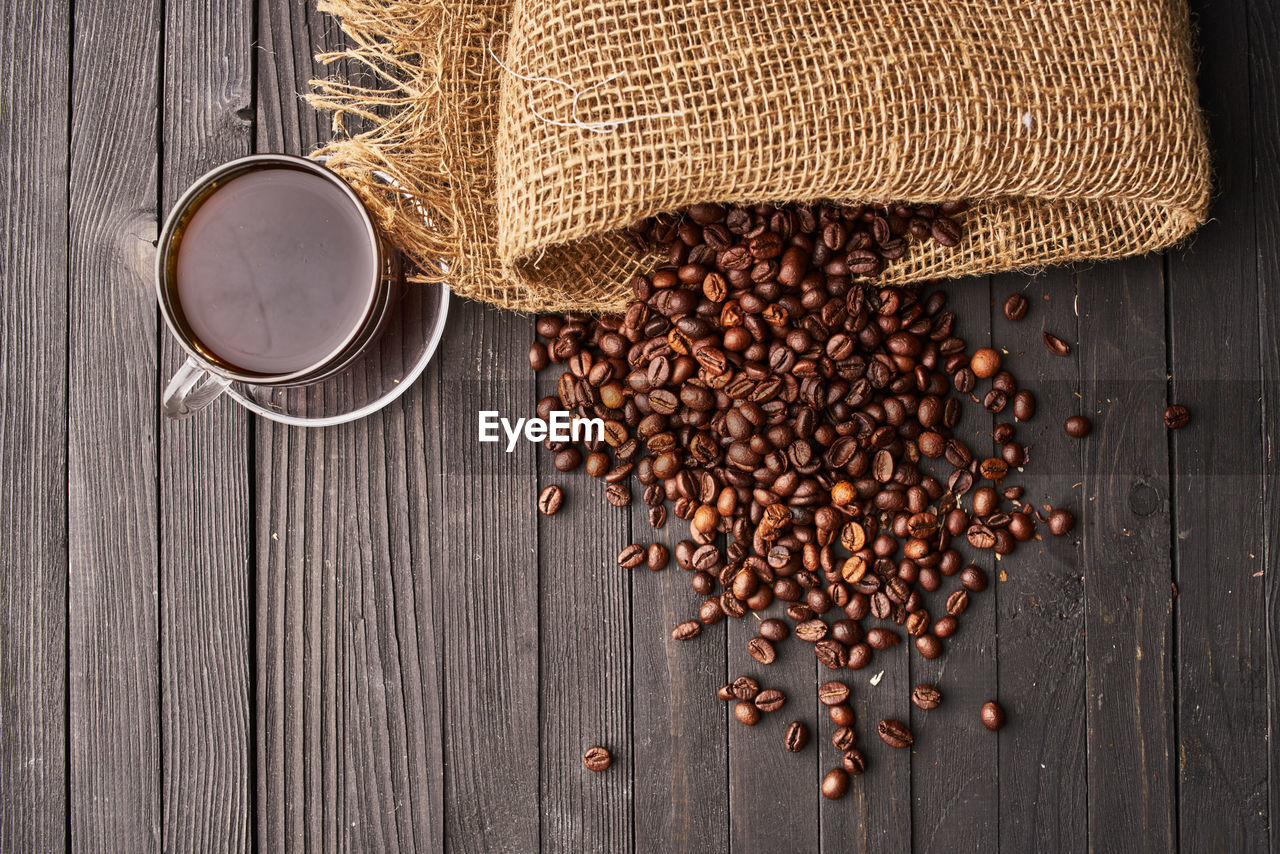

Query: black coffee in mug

[168,164,377,375]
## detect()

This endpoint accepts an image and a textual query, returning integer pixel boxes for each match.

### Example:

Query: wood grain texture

[629,477,729,852]
[905,278,997,854]
[1246,3,1280,850]
[254,2,446,850]
[159,0,254,849]
[1168,0,1269,847]
[1078,257,1176,853]
[66,0,162,849]
[536,366,632,853]
[0,2,70,850]
[437,302,540,854]
[992,270,1087,854]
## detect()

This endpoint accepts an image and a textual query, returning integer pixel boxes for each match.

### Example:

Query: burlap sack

[312,0,1210,313]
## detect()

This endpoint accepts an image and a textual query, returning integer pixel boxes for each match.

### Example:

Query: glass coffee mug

[157,154,404,419]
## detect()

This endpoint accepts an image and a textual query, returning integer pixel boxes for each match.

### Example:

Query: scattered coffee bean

[821,768,851,800]
[583,746,612,772]
[538,484,564,516]
[818,681,851,706]
[716,684,735,701]
[755,689,786,713]
[933,616,959,638]
[841,749,867,775]
[748,636,777,665]
[980,701,1007,731]
[735,701,762,726]
[912,684,942,710]
[970,347,1001,379]
[617,544,645,569]
[732,675,761,701]
[672,621,701,641]
[784,721,809,752]
[829,703,855,727]
[1064,415,1092,438]
[1042,331,1071,356]
[759,618,789,642]
[877,719,914,749]
[1164,404,1191,429]
[647,542,670,571]
[832,726,857,751]
[915,634,943,659]
[1048,508,1075,535]
[1002,293,1029,321]
[960,565,989,592]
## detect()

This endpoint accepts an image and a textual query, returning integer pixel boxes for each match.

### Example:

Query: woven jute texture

[312,0,1210,313]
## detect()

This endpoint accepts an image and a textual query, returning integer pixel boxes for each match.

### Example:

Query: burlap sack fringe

[312,0,1211,314]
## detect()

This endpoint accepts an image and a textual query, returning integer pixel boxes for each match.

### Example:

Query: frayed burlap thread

[314,0,1210,313]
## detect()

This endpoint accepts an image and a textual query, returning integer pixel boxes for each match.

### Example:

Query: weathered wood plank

[904,278,997,854]
[158,0,254,849]
[437,303,540,854]
[67,0,162,849]
[993,270,1088,854]
[254,3,446,850]
[536,360,632,852]
[1078,257,1176,853]
[0,1,70,849]
[1246,2,1280,849]
[629,465,729,851]
[1169,0,1269,847]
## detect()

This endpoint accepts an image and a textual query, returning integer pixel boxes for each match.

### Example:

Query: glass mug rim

[156,152,388,387]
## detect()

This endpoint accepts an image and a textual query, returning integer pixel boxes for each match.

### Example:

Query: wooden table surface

[2,0,1278,851]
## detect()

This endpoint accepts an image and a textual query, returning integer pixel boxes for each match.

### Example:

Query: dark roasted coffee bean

[755,689,786,713]
[716,683,735,701]
[605,483,632,506]
[735,701,761,726]
[646,542,670,571]
[1048,508,1075,535]
[841,748,867,775]
[815,639,848,669]
[1002,293,1029,321]
[784,720,809,752]
[915,634,943,659]
[934,616,959,638]
[617,544,645,569]
[760,618,789,642]
[795,619,828,643]
[1042,331,1071,356]
[1164,404,1190,429]
[865,628,899,650]
[960,565,989,591]
[538,484,564,515]
[1064,415,1092,438]
[980,700,1007,731]
[747,636,777,665]
[930,215,963,247]
[877,719,914,749]
[846,642,872,670]
[731,676,761,702]
[912,683,942,710]
[821,768,850,800]
[1012,389,1036,420]
[818,681,851,706]
[828,703,855,727]
[672,620,701,640]
[583,745,612,772]
[945,589,970,616]
[831,726,856,751]
[699,598,724,624]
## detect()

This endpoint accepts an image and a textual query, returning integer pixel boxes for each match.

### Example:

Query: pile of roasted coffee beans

[529,200,1188,793]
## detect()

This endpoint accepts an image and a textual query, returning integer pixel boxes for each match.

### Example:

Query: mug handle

[162,356,232,419]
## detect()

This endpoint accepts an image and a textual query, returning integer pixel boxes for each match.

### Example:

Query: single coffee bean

[818,681,851,706]
[1164,404,1191,429]
[912,683,942,710]
[735,701,762,727]
[732,676,761,701]
[828,703,855,728]
[960,565,988,592]
[716,684,735,701]
[934,616,959,638]
[815,639,849,669]
[617,544,645,569]
[672,620,701,641]
[784,720,809,752]
[821,768,851,800]
[605,483,632,507]
[646,542,670,571]
[877,719,914,749]
[970,347,1001,379]
[1048,508,1075,535]
[583,745,613,772]
[760,618,789,642]
[980,700,1007,731]
[1064,415,1092,438]
[841,748,867,775]
[538,484,564,515]
[1012,389,1036,420]
[865,628,899,650]
[699,598,725,624]
[915,634,943,659]
[1042,331,1071,356]
[945,589,970,616]
[747,636,777,665]
[755,689,786,713]
[1002,293,1029,321]
[795,619,829,642]
[831,726,857,751]
[846,642,872,670]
